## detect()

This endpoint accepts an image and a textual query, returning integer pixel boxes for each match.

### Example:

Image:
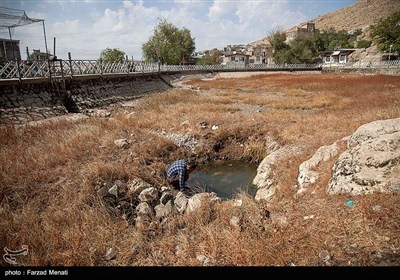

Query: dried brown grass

[1,73,399,266]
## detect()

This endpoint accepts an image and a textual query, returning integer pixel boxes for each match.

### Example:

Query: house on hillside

[286,22,316,42]
[222,53,249,66]
[322,48,356,65]
[30,49,53,61]
[249,44,273,64]
[0,38,21,63]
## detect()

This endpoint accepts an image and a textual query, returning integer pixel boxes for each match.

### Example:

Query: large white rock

[328,131,400,195]
[138,187,159,203]
[186,192,220,213]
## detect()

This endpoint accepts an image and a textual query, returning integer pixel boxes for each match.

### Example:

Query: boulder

[138,187,159,203]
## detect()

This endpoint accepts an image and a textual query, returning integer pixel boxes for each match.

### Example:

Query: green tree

[142,19,195,64]
[371,11,400,54]
[268,28,291,64]
[100,48,126,63]
[289,34,318,63]
[196,49,221,65]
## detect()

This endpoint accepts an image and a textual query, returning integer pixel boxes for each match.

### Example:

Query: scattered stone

[160,192,174,205]
[211,124,219,130]
[138,187,159,203]
[230,216,241,229]
[372,205,382,212]
[187,192,220,213]
[105,247,117,261]
[174,191,189,214]
[131,245,139,256]
[129,179,152,196]
[155,200,174,219]
[108,185,118,197]
[136,202,153,217]
[319,250,331,262]
[196,255,210,266]
[114,138,130,149]
[97,187,108,197]
[303,215,315,220]
[198,121,208,129]
[233,199,243,207]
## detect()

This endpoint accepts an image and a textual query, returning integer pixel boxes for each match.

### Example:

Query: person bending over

[166,159,196,192]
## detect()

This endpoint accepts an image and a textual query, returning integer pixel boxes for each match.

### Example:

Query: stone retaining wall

[0,73,181,125]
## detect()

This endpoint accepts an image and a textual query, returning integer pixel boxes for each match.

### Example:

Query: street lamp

[389,44,393,61]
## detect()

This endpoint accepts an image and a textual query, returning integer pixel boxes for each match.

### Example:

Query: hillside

[251,0,400,46]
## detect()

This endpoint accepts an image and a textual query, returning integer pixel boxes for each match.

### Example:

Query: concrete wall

[0,73,180,125]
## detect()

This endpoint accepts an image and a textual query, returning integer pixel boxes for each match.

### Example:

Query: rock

[129,179,152,196]
[319,250,331,262]
[131,245,139,256]
[255,187,275,202]
[328,126,400,195]
[114,138,130,149]
[155,201,174,219]
[253,146,300,189]
[372,205,382,212]
[97,187,108,197]
[198,121,208,129]
[233,199,242,207]
[211,124,219,130]
[108,185,118,197]
[347,118,400,148]
[138,187,159,203]
[160,192,174,205]
[303,215,315,220]
[230,216,241,229]
[136,202,153,217]
[196,255,210,266]
[187,192,220,213]
[297,140,342,192]
[105,247,117,261]
[174,191,189,214]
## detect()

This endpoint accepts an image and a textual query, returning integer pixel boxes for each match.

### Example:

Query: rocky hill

[251,0,400,46]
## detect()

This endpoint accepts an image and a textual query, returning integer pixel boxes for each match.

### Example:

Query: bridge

[0,59,399,126]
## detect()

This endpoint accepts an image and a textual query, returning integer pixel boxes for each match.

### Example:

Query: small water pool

[187,160,258,199]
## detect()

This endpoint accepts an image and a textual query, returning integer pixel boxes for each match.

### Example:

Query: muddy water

[187,160,258,199]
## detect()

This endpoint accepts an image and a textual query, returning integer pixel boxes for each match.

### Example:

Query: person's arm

[178,168,186,190]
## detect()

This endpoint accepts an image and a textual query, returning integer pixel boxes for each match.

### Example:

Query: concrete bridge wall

[0,72,181,125]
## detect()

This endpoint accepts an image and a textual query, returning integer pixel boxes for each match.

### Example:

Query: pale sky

[1,0,357,60]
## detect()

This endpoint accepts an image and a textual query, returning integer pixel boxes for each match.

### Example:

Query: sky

[1,0,357,60]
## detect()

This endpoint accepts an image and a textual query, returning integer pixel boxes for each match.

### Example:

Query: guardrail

[1,59,398,80]
[0,60,322,80]
[322,60,400,69]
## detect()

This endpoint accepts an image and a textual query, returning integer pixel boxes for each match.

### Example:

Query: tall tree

[100,48,126,63]
[267,27,290,64]
[196,49,222,65]
[142,19,195,65]
[371,11,400,54]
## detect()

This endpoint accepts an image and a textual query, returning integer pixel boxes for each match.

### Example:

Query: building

[286,22,316,42]
[222,53,249,66]
[0,38,21,63]
[248,44,273,65]
[30,49,52,61]
[323,48,356,65]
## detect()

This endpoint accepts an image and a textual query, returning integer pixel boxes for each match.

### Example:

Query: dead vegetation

[0,73,399,266]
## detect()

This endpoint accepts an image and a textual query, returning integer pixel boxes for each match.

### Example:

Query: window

[339,54,346,62]
[231,57,235,61]
[325,56,330,62]
[256,56,261,61]
[249,59,254,63]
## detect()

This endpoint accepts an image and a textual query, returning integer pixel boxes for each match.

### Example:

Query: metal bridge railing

[1,59,397,80]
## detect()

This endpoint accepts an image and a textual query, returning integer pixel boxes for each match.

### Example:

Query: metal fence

[0,59,398,80]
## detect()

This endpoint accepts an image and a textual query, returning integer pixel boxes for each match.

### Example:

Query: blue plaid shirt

[167,159,187,190]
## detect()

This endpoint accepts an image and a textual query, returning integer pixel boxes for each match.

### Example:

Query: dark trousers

[167,172,189,191]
